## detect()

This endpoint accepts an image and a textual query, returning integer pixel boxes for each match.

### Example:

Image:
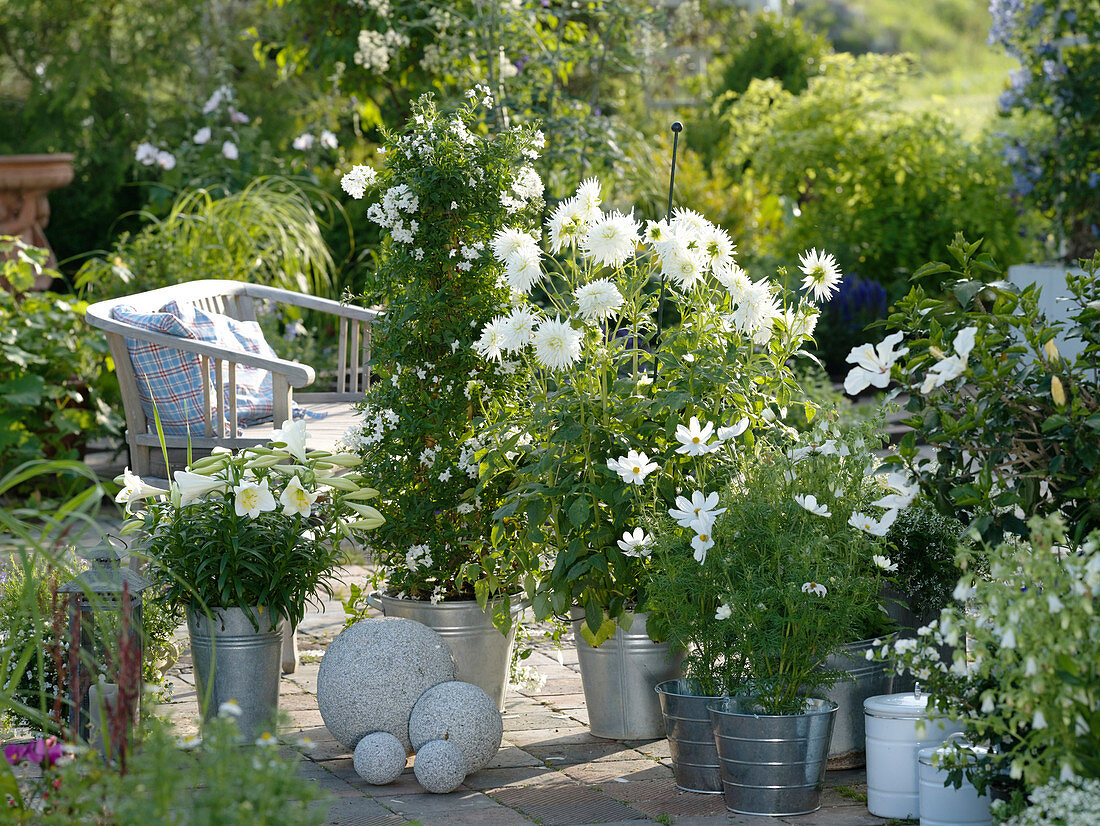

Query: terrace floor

[160,564,901,826]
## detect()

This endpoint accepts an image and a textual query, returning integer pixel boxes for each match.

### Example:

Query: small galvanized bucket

[707,696,838,817]
[369,593,522,711]
[655,679,723,793]
[188,606,283,741]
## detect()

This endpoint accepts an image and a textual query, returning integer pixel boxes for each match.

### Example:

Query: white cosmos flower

[717,418,749,441]
[920,326,978,394]
[617,528,652,557]
[873,554,899,572]
[114,468,168,512]
[848,509,899,537]
[714,602,732,621]
[731,280,780,337]
[715,261,751,304]
[690,515,715,563]
[280,475,319,517]
[531,317,583,371]
[844,332,909,395]
[668,490,726,527]
[801,581,827,597]
[193,126,212,145]
[574,177,603,223]
[606,450,659,485]
[674,416,716,455]
[234,479,277,518]
[574,278,624,320]
[500,307,539,351]
[474,315,509,362]
[794,493,831,517]
[546,197,588,253]
[272,418,309,462]
[173,470,227,506]
[870,469,919,510]
[580,210,641,268]
[798,248,843,302]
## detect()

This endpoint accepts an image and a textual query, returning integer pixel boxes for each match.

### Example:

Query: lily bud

[1051,375,1066,407]
[321,475,361,491]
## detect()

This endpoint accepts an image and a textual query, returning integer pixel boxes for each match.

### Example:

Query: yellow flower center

[692,436,701,444]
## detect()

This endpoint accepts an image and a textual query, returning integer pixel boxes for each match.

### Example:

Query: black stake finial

[653,121,683,382]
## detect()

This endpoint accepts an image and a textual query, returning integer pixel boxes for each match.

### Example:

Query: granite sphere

[409,680,503,774]
[317,618,456,752]
[413,738,466,794]
[352,731,407,785]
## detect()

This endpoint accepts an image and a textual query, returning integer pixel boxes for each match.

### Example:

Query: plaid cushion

[111,304,213,436]
[162,301,276,427]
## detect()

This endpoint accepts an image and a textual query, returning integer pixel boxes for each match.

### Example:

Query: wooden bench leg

[281,622,298,674]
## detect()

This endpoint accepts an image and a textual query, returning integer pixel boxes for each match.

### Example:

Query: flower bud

[1051,375,1066,407]
[1044,339,1060,362]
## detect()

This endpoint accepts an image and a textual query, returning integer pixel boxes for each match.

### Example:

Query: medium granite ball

[413,739,466,794]
[317,618,456,753]
[408,680,503,774]
[352,731,407,785]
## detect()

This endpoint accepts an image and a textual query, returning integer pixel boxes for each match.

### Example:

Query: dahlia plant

[474,178,842,643]
[337,90,544,624]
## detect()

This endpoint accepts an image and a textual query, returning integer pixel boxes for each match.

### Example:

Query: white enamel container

[918,742,992,826]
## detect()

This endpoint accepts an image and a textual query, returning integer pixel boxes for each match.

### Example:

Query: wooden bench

[86,279,379,673]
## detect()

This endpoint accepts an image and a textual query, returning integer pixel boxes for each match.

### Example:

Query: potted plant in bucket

[118,419,383,739]
[648,419,903,813]
[337,89,545,711]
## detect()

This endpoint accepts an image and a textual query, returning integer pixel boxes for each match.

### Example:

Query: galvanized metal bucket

[821,638,894,768]
[188,606,283,741]
[707,696,838,817]
[572,610,683,740]
[654,679,723,793]
[369,593,521,711]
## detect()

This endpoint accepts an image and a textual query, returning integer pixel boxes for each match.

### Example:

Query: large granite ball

[317,618,456,752]
[413,739,466,794]
[409,680,503,774]
[352,731,407,785]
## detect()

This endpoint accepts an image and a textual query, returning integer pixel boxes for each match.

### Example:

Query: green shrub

[884,498,968,619]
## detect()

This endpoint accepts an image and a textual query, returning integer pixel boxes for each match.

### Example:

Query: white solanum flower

[606,450,659,485]
[279,475,319,517]
[717,417,749,442]
[714,602,732,621]
[674,416,716,456]
[794,493,831,518]
[848,509,899,537]
[531,317,582,371]
[668,490,725,528]
[234,479,277,519]
[797,248,843,302]
[579,210,640,268]
[801,581,827,597]
[920,326,978,394]
[272,418,309,462]
[114,468,169,513]
[340,163,377,199]
[173,470,228,506]
[617,528,652,558]
[574,278,624,321]
[844,331,909,395]
[873,554,899,573]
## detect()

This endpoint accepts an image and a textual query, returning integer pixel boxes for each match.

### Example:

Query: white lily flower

[606,450,659,485]
[279,475,319,517]
[668,490,726,527]
[173,470,228,506]
[794,493,831,518]
[272,418,309,462]
[675,416,717,456]
[920,326,978,394]
[234,479,277,519]
[114,468,168,513]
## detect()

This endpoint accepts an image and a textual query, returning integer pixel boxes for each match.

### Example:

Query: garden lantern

[59,536,151,742]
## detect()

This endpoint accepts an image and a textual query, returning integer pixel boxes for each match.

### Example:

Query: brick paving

[158,566,906,826]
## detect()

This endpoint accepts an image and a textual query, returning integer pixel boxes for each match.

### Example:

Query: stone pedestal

[0,153,75,288]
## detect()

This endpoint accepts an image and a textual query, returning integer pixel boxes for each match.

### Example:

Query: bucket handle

[364,591,530,616]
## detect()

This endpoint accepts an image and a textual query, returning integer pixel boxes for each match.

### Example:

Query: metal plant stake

[652,121,683,382]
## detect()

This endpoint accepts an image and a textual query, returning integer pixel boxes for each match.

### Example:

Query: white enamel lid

[864,691,931,719]
[918,740,989,766]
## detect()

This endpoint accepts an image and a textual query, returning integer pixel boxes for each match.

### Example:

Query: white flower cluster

[669,490,725,564]
[458,435,486,479]
[341,405,399,450]
[500,165,544,213]
[135,142,177,171]
[295,130,339,152]
[354,28,409,74]
[366,183,419,243]
[340,164,378,200]
[998,777,1100,825]
[405,543,433,570]
[464,83,494,108]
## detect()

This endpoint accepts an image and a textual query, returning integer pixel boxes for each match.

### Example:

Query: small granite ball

[413,739,466,794]
[352,731,407,785]
[317,618,457,753]
[409,680,503,775]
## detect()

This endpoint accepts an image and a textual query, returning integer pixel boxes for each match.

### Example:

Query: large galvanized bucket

[655,679,723,793]
[572,611,682,740]
[188,606,283,741]
[370,593,521,711]
[821,638,894,768]
[707,696,838,817]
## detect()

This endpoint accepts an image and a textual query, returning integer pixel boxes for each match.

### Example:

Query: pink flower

[4,736,63,768]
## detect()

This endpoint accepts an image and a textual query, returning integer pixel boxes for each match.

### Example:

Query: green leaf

[567,496,590,528]
[584,594,602,636]
[1042,414,1069,433]
[0,375,45,407]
